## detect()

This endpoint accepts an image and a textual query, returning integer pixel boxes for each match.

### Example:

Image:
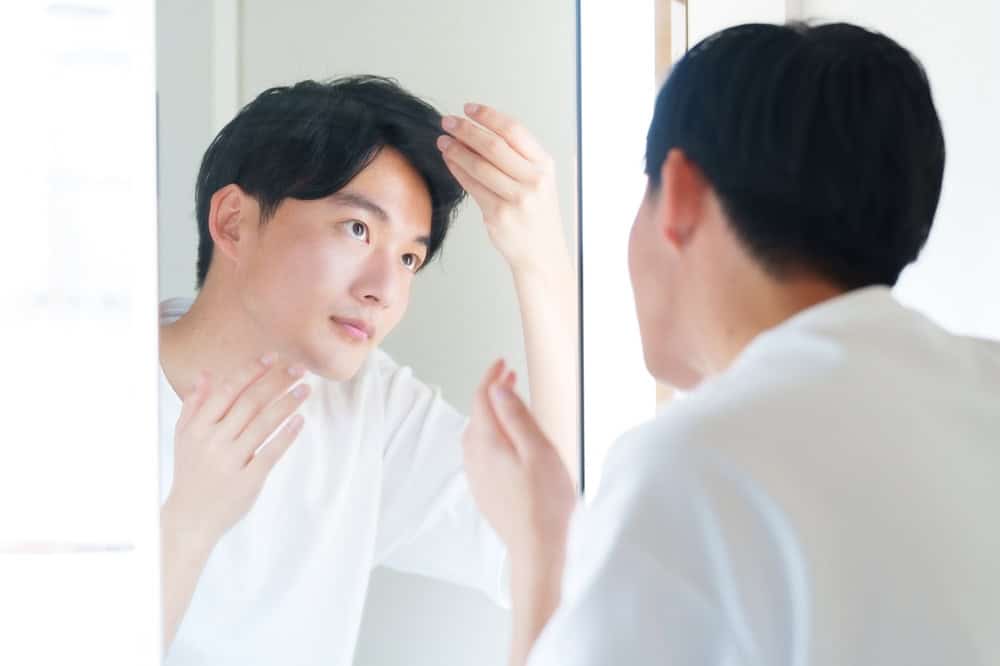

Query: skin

[158,107,579,652]
[462,147,845,666]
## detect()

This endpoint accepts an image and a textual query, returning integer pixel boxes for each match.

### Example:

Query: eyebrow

[329,191,430,249]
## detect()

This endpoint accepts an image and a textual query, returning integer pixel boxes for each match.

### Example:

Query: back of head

[194,76,464,288]
[645,22,946,289]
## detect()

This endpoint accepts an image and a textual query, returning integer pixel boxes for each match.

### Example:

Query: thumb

[488,382,550,459]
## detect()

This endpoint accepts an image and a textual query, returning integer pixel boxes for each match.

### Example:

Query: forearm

[160,504,215,653]
[508,545,567,666]
[511,249,580,487]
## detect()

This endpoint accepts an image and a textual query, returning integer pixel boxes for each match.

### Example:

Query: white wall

[157,0,578,664]
[795,0,1000,339]
[689,0,787,43]
[156,0,214,299]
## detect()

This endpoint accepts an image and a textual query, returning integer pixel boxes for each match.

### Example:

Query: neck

[703,273,845,378]
[159,279,279,400]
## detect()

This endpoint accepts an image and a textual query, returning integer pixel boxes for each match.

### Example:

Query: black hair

[194,75,465,287]
[645,22,945,289]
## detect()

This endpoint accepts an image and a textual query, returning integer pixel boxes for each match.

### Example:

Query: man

[462,22,1000,665]
[158,76,578,664]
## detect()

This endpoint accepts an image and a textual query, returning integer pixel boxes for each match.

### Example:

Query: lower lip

[331,319,370,342]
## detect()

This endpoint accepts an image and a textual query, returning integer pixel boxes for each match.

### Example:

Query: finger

[195,353,276,428]
[233,381,311,465]
[466,360,514,454]
[176,371,209,432]
[441,115,536,183]
[464,103,547,164]
[247,413,306,481]
[217,362,307,443]
[501,370,516,391]
[441,154,504,213]
[488,381,551,459]
[472,359,507,420]
[438,136,520,201]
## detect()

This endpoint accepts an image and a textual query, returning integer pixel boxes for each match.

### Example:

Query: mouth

[330,316,374,343]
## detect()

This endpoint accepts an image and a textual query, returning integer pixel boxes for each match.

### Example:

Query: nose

[351,249,399,308]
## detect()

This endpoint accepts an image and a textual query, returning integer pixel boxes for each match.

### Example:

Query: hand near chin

[162,354,311,548]
[437,104,570,277]
[461,360,578,568]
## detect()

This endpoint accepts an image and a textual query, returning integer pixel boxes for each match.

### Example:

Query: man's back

[531,287,1000,665]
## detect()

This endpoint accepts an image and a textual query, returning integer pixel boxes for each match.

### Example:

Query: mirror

[155,0,579,664]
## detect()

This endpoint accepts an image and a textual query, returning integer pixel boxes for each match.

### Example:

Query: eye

[346,220,369,242]
[401,253,423,272]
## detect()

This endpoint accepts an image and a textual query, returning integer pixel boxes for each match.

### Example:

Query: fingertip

[503,370,516,389]
[483,358,504,382]
[464,102,480,116]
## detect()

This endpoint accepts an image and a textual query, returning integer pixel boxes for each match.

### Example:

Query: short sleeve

[372,356,509,606]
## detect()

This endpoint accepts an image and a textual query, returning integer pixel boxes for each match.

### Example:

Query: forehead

[337,147,433,234]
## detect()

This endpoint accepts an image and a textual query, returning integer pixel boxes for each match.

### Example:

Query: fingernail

[465,103,480,115]
[490,384,512,403]
[288,364,306,378]
[437,135,453,150]
[442,116,458,130]
[292,383,309,399]
[260,352,277,366]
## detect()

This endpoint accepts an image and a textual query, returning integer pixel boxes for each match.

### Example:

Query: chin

[301,345,369,382]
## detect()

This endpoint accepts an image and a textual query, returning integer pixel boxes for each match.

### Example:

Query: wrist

[509,533,567,589]
[510,248,574,288]
[161,498,218,558]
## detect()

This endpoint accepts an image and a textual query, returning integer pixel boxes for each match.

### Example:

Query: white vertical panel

[580,0,657,497]
[0,1,161,664]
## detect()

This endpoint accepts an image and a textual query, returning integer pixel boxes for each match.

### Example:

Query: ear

[658,148,710,250]
[207,184,250,264]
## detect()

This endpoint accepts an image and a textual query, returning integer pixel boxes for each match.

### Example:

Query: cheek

[251,235,355,308]
[628,218,656,305]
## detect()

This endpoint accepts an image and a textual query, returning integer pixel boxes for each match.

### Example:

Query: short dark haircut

[645,22,945,289]
[194,75,465,288]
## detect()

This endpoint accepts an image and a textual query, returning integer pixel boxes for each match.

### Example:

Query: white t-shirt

[530,287,1000,666]
[159,299,507,666]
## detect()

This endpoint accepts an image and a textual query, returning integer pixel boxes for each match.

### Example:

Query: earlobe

[208,184,245,263]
